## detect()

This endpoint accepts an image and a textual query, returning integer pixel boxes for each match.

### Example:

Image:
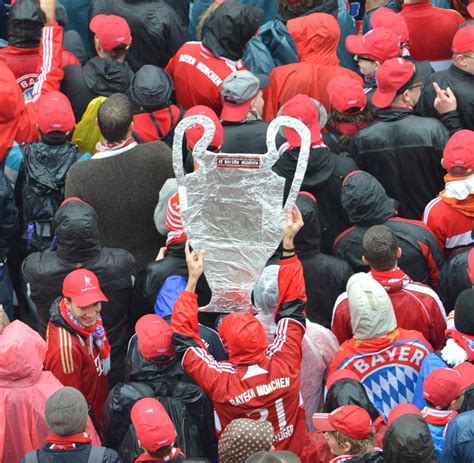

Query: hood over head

[341,171,398,226]
[295,192,321,254]
[83,57,133,96]
[254,265,279,316]
[324,377,381,422]
[202,2,264,61]
[0,320,47,386]
[218,312,269,364]
[8,0,44,47]
[53,198,102,262]
[383,414,437,463]
[287,13,340,65]
[347,273,397,339]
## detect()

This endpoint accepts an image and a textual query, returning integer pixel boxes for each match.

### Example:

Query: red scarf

[370,268,411,293]
[422,407,457,426]
[46,432,92,450]
[333,121,368,136]
[59,299,111,360]
[135,448,185,462]
[446,328,474,361]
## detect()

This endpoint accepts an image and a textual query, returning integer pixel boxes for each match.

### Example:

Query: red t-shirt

[165,42,245,114]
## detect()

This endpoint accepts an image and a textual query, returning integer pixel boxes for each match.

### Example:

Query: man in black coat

[351,58,448,220]
[61,14,133,121]
[333,171,445,289]
[418,24,474,133]
[22,198,136,387]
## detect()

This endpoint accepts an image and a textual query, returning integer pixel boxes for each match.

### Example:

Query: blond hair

[330,429,375,457]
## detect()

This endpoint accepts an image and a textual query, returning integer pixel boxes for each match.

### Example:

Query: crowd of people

[1,0,474,461]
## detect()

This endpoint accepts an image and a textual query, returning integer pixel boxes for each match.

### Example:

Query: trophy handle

[172,115,217,183]
[266,116,311,211]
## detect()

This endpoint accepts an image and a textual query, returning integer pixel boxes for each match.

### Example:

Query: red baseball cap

[345,27,401,62]
[454,361,474,390]
[90,15,131,52]
[423,368,464,408]
[468,3,474,18]
[184,105,224,151]
[452,24,474,54]
[468,248,474,284]
[312,405,372,439]
[442,129,474,171]
[62,269,108,307]
[37,91,75,134]
[387,403,422,426]
[327,76,366,115]
[326,369,360,391]
[281,94,321,147]
[131,398,177,452]
[370,8,409,45]
[135,314,175,363]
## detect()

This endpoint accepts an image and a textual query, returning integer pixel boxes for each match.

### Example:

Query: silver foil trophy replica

[172,115,310,312]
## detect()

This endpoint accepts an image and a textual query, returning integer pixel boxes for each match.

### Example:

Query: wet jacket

[351,107,448,219]
[418,65,474,132]
[0,165,17,259]
[441,410,474,463]
[0,320,100,463]
[102,335,216,460]
[295,192,352,327]
[61,57,133,121]
[90,0,189,72]
[20,445,121,463]
[22,198,136,386]
[333,171,445,288]
[222,120,270,155]
[0,22,63,162]
[273,145,357,253]
[263,13,362,120]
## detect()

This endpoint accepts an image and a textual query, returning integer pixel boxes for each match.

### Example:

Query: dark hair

[362,225,399,271]
[40,130,71,145]
[279,0,320,14]
[146,445,174,459]
[329,108,374,147]
[102,43,128,61]
[98,93,134,143]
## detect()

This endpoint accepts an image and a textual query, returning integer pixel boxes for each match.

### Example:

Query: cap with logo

[370,8,409,45]
[37,91,75,134]
[452,24,474,54]
[372,58,432,108]
[184,105,224,150]
[62,269,108,307]
[345,27,401,62]
[327,75,367,115]
[131,398,177,452]
[135,314,175,363]
[221,70,269,123]
[90,14,132,52]
[423,368,466,408]
[442,129,474,171]
[312,405,373,439]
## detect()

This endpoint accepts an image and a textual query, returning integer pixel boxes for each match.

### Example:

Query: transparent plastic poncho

[172,115,310,312]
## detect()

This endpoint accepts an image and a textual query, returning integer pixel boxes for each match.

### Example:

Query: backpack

[118,380,212,462]
[18,142,80,253]
[23,446,106,463]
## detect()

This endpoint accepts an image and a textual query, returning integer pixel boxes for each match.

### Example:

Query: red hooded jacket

[171,256,308,456]
[263,13,362,121]
[0,22,63,162]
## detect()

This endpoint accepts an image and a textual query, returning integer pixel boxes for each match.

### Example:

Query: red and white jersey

[171,256,307,456]
[423,196,474,253]
[165,41,245,114]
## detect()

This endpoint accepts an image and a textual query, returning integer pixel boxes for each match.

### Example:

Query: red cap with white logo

[62,269,108,307]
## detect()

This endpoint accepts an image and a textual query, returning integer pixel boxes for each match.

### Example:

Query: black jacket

[278,0,338,22]
[222,120,270,154]
[61,57,133,121]
[20,445,121,463]
[22,198,136,387]
[351,107,448,219]
[202,2,264,61]
[273,146,357,253]
[333,171,445,288]
[0,164,17,259]
[295,193,352,328]
[418,64,474,132]
[438,246,473,313]
[91,0,190,72]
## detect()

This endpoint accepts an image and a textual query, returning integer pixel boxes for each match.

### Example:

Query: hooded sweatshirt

[330,273,433,418]
[263,13,362,120]
[333,171,445,288]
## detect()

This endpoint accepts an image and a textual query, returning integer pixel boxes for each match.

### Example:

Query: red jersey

[165,41,245,114]
[44,302,109,422]
[423,196,474,254]
[171,256,307,456]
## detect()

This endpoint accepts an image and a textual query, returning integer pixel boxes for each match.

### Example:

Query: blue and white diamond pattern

[363,365,419,418]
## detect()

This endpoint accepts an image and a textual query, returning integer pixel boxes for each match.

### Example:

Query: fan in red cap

[371,8,410,56]
[131,398,184,461]
[423,129,474,254]
[44,269,111,423]
[135,314,175,364]
[313,405,382,462]
[184,105,224,153]
[90,15,132,54]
